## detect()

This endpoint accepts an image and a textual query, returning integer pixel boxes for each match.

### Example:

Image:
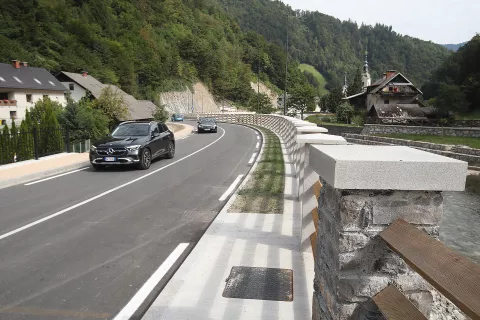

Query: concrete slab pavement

[141,128,314,320]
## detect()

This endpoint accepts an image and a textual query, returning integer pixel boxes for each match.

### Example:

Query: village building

[0,60,67,125]
[342,55,426,121]
[57,71,155,121]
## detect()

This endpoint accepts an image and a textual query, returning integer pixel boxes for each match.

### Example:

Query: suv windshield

[112,123,150,137]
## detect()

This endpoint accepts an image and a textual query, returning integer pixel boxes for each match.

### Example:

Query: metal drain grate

[222,266,293,301]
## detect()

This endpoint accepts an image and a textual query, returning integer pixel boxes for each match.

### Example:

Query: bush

[352,115,365,126]
[320,117,332,123]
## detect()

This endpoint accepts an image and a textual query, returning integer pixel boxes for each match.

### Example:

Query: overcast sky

[280,0,479,44]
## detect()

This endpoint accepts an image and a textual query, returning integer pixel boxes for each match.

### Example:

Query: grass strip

[229,126,285,214]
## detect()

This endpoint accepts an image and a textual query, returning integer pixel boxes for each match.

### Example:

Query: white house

[0,60,67,125]
[57,71,155,121]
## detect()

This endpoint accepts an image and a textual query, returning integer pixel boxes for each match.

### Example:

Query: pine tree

[10,121,18,162]
[1,125,12,164]
[17,120,33,161]
[347,69,364,96]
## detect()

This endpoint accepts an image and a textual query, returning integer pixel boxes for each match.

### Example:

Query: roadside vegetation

[229,127,284,214]
[305,115,363,127]
[299,64,328,96]
[375,134,480,149]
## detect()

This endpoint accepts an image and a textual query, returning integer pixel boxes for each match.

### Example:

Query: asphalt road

[0,122,259,320]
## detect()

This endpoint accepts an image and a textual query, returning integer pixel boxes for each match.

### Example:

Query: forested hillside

[423,35,480,115]
[219,0,451,88]
[0,0,310,105]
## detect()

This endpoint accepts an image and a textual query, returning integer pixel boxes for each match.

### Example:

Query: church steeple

[342,72,348,97]
[362,50,371,91]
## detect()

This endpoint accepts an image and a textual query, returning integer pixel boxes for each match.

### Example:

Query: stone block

[406,291,433,317]
[338,232,371,253]
[308,144,467,191]
[394,270,432,292]
[337,276,389,303]
[370,191,443,225]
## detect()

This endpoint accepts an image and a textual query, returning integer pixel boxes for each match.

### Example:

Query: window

[48,81,55,86]
[13,76,22,83]
[43,95,48,99]
[10,111,17,119]
[389,86,394,92]
[34,78,42,85]
[384,100,390,104]
[0,93,8,100]
[151,123,160,135]
[26,94,32,103]
[69,83,74,91]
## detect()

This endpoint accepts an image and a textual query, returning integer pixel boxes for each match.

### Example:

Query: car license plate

[204,128,210,131]
[104,157,116,162]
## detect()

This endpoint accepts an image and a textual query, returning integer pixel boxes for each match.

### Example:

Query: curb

[0,160,90,190]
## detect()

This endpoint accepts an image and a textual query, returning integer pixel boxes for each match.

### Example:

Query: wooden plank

[310,232,317,259]
[311,208,319,231]
[380,219,480,319]
[313,180,322,199]
[373,285,427,320]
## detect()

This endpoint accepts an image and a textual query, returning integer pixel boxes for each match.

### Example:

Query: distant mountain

[442,42,467,52]
[218,0,451,89]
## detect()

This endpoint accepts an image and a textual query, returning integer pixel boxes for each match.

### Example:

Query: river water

[441,190,480,264]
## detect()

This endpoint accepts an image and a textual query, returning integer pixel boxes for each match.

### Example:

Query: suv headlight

[90,145,97,152]
[126,145,141,151]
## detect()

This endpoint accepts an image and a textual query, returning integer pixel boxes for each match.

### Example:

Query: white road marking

[113,243,190,320]
[219,174,244,201]
[248,153,257,165]
[0,128,226,241]
[256,142,260,149]
[25,167,89,186]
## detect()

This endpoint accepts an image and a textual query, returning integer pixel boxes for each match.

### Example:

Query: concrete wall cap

[296,134,348,144]
[296,127,329,133]
[308,145,468,191]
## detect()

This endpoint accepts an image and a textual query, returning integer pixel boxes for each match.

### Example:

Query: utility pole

[257,51,260,114]
[284,13,289,116]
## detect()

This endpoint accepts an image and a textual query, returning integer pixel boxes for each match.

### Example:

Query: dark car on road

[90,121,175,170]
[197,118,217,133]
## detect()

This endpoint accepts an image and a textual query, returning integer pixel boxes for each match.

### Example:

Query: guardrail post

[308,144,468,320]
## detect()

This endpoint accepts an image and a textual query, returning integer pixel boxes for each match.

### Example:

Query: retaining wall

[362,124,480,137]
[190,112,469,320]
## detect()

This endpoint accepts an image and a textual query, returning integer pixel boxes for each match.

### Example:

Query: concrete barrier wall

[191,113,469,320]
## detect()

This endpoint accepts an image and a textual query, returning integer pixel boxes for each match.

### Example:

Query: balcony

[0,99,17,106]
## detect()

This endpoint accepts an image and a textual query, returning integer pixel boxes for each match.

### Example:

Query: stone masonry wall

[313,180,443,320]
[362,124,480,138]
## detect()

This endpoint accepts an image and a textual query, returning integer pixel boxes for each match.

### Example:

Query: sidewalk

[0,153,90,189]
[142,129,314,320]
[0,123,194,189]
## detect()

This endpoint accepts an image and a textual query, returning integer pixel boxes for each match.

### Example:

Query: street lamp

[284,13,289,116]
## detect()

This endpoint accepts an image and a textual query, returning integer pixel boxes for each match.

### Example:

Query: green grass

[375,134,480,149]
[229,128,284,214]
[299,64,328,96]
[305,115,363,127]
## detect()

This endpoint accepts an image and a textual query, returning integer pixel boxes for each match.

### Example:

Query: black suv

[197,118,217,133]
[89,121,175,170]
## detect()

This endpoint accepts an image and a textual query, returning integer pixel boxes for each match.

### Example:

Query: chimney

[21,62,28,67]
[82,71,88,77]
[386,70,396,79]
[11,60,20,69]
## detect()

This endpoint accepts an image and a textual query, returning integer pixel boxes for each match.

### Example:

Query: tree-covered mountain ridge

[219,0,452,88]
[0,0,312,106]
